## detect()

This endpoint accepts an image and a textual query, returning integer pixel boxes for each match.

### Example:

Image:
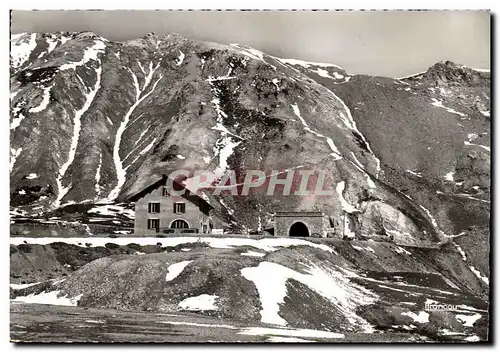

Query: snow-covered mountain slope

[10,237,488,341]
[10,32,490,248]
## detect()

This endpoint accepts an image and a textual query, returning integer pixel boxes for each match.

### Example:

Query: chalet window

[147,219,160,230]
[173,203,186,214]
[148,202,160,213]
[163,187,169,196]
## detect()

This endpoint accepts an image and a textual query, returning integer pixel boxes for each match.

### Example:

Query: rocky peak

[421,60,489,86]
[125,32,187,50]
[73,31,104,40]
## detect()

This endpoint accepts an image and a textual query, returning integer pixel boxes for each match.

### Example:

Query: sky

[11,10,490,77]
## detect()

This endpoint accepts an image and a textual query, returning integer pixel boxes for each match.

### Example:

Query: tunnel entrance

[289,222,309,237]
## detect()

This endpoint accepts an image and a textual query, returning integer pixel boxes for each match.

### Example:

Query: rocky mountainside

[10,32,490,249]
[10,237,489,341]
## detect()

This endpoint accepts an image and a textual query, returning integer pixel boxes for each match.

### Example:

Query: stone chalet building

[129,175,220,235]
[130,176,331,237]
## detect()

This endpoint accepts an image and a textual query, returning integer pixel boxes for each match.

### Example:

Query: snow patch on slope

[29,85,52,113]
[45,35,59,54]
[328,90,381,176]
[88,204,134,219]
[267,336,312,342]
[312,68,350,84]
[178,294,218,311]
[454,243,468,261]
[10,148,22,173]
[241,251,266,257]
[352,244,376,254]
[126,137,157,170]
[165,260,192,281]
[213,136,241,179]
[240,327,344,340]
[10,282,41,290]
[123,125,153,160]
[456,313,482,327]
[11,103,27,131]
[394,245,412,255]
[59,40,106,71]
[444,171,455,182]
[406,170,422,177]
[336,181,358,213]
[12,290,82,307]
[230,44,273,68]
[176,50,185,66]
[401,311,429,323]
[37,35,60,59]
[276,57,344,70]
[431,98,466,117]
[55,65,103,207]
[464,141,490,152]
[106,62,163,201]
[290,103,342,160]
[419,204,447,238]
[478,109,490,117]
[453,244,488,285]
[291,103,309,127]
[94,152,102,197]
[315,68,338,79]
[208,86,243,180]
[10,33,37,70]
[469,266,489,285]
[241,261,376,331]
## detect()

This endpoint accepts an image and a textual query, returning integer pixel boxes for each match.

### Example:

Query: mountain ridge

[10,32,490,254]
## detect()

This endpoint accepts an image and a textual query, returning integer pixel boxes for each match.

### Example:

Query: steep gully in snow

[106,61,163,201]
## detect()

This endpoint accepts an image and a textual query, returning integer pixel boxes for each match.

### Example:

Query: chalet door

[170,219,189,229]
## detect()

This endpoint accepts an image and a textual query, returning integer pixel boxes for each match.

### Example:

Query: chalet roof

[128,175,213,210]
